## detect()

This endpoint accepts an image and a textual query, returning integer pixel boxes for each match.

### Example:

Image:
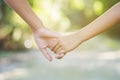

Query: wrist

[74,30,86,44]
[31,25,45,33]
[71,31,84,45]
[28,19,44,32]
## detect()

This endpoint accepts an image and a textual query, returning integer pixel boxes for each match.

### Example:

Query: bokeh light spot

[24,40,32,48]
[93,1,103,15]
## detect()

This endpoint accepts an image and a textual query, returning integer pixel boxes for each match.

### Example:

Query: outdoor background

[0,0,120,80]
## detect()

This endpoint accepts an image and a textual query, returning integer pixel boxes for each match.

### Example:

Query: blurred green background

[0,0,120,50]
[0,0,120,80]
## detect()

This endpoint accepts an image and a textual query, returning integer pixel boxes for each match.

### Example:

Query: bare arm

[53,2,120,59]
[4,0,59,61]
[4,0,43,32]
[77,2,120,43]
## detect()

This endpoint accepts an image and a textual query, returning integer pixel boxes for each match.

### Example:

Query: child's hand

[52,32,82,59]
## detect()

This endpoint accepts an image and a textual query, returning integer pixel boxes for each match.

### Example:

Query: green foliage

[0,0,119,50]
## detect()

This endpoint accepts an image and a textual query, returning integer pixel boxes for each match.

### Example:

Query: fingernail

[55,54,60,59]
[48,58,52,62]
[60,53,64,57]
[55,53,63,59]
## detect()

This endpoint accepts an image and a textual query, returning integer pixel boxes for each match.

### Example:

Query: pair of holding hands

[33,27,80,61]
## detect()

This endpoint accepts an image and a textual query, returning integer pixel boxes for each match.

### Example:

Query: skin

[53,2,120,59]
[4,0,120,61]
[4,0,59,61]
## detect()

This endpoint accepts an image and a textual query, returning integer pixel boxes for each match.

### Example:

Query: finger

[36,38,47,48]
[40,48,52,61]
[55,47,64,53]
[48,38,59,50]
[51,40,60,51]
[52,43,61,53]
[35,37,52,61]
[55,50,66,59]
[55,53,65,59]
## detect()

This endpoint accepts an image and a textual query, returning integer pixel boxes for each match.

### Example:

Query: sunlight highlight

[13,28,22,41]
[98,51,120,60]
[59,18,71,31]
[24,40,32,48]
[93,1,103,15]
[71,0,85,10]
[0,68,28,80]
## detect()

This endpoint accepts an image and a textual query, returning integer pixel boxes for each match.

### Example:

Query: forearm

[77,2,120,43]
[4,0,43,31]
